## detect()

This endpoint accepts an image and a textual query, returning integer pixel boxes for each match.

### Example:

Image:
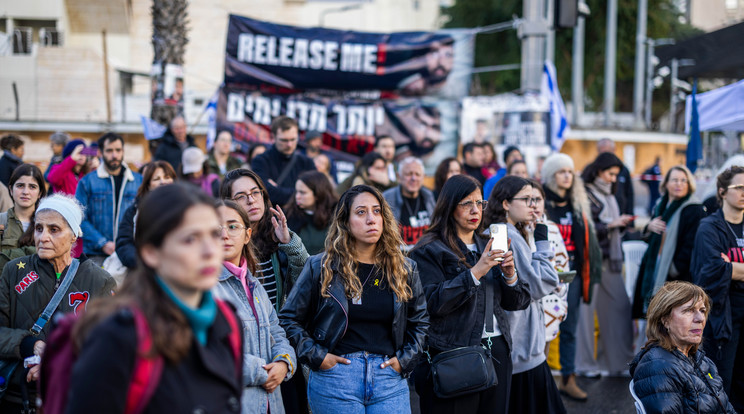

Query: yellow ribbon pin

[374,279,379,286]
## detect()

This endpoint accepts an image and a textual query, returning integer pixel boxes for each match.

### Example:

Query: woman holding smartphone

[410,174,530,414]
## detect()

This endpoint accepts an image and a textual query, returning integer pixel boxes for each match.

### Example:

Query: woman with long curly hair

[279,185,429,414]
[284,171,338,255]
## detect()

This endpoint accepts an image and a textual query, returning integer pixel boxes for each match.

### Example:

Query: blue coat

[75,163,142,257]
[630,344,736,413]
[212,266,296,414]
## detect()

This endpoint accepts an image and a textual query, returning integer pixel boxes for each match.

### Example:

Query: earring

[505,210,509,221]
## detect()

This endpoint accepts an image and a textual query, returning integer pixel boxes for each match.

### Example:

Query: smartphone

[558,270,576,284]
[489,224,508,260]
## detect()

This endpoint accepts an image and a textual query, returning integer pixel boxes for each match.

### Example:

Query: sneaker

[559,374,588,401]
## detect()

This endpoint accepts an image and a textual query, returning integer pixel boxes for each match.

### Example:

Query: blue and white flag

[205,88,220,150]
[541,60,570,151]
[686,78,702,173]
[139,115,167,141]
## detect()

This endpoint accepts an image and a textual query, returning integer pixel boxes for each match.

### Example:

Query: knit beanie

[541,153,574,183]
[62,139,86,159]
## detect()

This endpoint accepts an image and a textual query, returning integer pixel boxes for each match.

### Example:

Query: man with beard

[400,37,455,95]
[75,133,142,265]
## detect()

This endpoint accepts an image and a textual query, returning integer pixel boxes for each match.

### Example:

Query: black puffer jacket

[409,235,531,352]
[629,344,736,414]
[279,254,429,376]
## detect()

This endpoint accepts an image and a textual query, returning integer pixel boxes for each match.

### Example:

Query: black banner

[224,14,474,99]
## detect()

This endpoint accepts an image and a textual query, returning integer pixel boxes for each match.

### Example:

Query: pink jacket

[47,156,83,196]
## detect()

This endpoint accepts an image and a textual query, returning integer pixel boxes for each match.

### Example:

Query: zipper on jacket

[328,285,349,337]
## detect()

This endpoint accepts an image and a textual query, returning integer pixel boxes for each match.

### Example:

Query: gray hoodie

[504,223,560,374]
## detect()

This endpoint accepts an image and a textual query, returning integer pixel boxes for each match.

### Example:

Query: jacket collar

[96,162,135,182]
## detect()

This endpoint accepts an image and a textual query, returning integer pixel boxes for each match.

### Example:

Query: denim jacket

[212,266,296,414]
[75,163,142,256]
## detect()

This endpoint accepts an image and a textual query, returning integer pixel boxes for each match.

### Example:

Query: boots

[559,374,588,401]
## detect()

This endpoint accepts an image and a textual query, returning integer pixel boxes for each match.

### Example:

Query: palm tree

[150,0,189,127]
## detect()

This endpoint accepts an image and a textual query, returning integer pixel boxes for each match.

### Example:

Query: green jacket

[207,153,242,178]
[0,208,36,272]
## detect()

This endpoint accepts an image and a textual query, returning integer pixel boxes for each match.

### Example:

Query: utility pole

[603,0,618,126]
[571,9,586,126]
[520,0,548,92]
[633,0,648,128]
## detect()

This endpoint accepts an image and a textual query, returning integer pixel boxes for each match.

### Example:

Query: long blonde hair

[321,185,412,302]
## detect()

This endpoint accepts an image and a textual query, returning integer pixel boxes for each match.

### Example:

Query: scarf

[637,194,694,313]
[156,276,217,346]
[224,257,249,295]
[588,178,623,272]
[544,186,570,204]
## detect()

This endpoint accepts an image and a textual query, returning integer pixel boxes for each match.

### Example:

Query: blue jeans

[308,352,410,414]
[559,272,582,376]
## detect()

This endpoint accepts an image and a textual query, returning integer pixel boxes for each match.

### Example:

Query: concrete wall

[690,0,744,31]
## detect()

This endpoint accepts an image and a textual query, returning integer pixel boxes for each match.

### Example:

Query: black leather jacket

[278,254,429,376]
[409,235,531,352]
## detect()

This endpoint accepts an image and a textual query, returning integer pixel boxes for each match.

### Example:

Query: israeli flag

[541,60,570,151]
[139,115,167,141]
[205,88,220,150]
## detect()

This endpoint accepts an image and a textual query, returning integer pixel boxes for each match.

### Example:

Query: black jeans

[415,335,512,414]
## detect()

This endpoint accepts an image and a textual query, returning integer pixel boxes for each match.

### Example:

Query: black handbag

[428,344,497,398]
[427,269,499,398]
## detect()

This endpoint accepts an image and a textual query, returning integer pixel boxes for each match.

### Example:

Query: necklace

[403,194,421,223]
[724,220,744,248]
[352,264,378,305]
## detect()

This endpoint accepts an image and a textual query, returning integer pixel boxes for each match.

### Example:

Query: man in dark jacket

[251,116,315,205]
[153,116,196,172]
[382,157,436,249]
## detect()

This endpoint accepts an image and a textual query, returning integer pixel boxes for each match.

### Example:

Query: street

[562,375,636,414]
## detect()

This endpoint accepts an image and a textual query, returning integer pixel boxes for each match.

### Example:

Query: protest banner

[224,14,474,99]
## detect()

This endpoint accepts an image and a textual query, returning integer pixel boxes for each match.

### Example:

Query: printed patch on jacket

[14,271,40,294]
[69,291,90,315]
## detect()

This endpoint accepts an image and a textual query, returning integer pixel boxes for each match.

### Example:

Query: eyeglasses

[512,197,538,206]
[669,179,688,185]
[219,223,248,237]
[457,200,488,210]
[233,190,262,203]
[728,184,744,193]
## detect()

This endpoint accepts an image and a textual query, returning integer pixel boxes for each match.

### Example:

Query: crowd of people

[0,120,741,414]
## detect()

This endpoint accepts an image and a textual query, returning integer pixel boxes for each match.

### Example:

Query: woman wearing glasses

[213,199,296,414]
[579,152,635,376]
[634,165,706,317]
[410,174,530,414]
[484,176,565,414]
[221,169,309,414]
[540,153,601,400]
[692,166,744,411]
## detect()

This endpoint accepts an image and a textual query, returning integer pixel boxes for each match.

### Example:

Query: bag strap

[484,271,495,333]
[125,307,164,414]
[275,153,299,187]
[30,259,80,335]
[215,299,242,378]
